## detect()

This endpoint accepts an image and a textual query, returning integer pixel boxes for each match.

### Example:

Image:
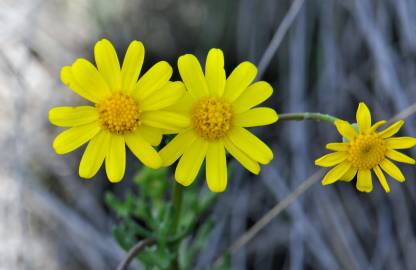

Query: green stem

[172,181,183,234]
[278,112,338,124]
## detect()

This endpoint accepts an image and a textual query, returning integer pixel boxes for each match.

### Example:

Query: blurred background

[2,0,416,269]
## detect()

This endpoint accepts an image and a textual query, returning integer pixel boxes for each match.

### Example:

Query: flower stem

[278,112,338,124]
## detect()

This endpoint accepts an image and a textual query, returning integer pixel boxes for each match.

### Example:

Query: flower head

[159,49,278,192]
[315,102,416,192]
[49,39,188,182]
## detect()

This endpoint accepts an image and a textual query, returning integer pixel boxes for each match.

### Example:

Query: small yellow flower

[315,102,416,192]
[159,49,278,192]
[49,39,188,182]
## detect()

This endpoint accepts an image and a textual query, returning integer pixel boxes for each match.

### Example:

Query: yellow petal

[163,92,194,115]
[175,137,208,186]
[373,165,390,193]
[223,137,260,174]
[53,122,101,154]
[105,135,126,183]
[71,59,111,101]
[94,39,121,90]
[379,159,405,182]
[356,169,373,192]
[136,125,163,146]
[385,149,415,164]
[322,162,351,185]
[326,143,349,151]
[232,81,273,113]
[178,54,209,99]
[159,129,197,166]
[315,152,347,167]
[49,106,98,127]
[121,40,145,93]
[206,141,227,192]
[334,120,357,140]
[227,127,273,164]
[79,130,111,179]
[378,120,404,138]
[205,48,226,97]
[385,137,416,149]
[356,102,371,132]
[369,120,386,132]
[141,111,190,130]
[223,61,257,102]
[340,167,357,182]
[125,132,162,169]
[140,81,185,111]
[61,66,97,103]
[234,107,278,127]
[134,61,172,100]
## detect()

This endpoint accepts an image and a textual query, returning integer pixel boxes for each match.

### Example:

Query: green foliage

[105,167,220,270]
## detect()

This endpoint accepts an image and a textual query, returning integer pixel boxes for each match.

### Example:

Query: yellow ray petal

[178,54,209,99]
[234,107,278,127]
[378,120,404,138]
[71,59,111,101]
[163,92,194,115]
[94,39,121,90]
[134,61,172,100]
[223,61,257,102]
[53,122,101,154]
[125,132,162,169]
[159,129,197,166]
[385,149,415,164]
[206,141,227,192]
[321,162,351,185]
[205,49,226,97]
[49,106,98,127]
[223,137,260,175]
[79,130,111,179]
[334,120,357,140]
[356,102,371,132]
[356,169,373,192]
[141,111,190,131]
[232,81,273,114]
[379,159,405,182]
[105,135,126,183]
[373,165,390,193]
[227,127,273,165]
[136,125,163,146]
[140,81,185,111]
[340,167,357,182]
[61,66,97,103]
[315,152,347,167]
[326,142,349,151]
[175,137,208,186]
[121,41,145,93]
[370,120,386,132]
[385,137,416,149]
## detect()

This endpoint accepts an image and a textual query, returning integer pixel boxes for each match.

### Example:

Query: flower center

[96,92,140,135]
[347,132,386,170]
[192,97,233,140]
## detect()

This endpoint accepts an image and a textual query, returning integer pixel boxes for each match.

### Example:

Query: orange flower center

[96,92,140,134]
[192,97,233,140]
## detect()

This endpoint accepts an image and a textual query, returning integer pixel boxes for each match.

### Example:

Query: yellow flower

[315,102,416,192]
[49,39,189,182]
[159,49,278,192]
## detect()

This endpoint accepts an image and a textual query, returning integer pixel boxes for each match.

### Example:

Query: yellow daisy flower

[49,39,189,182]
[315,102,416,192]
[159,49,278,192]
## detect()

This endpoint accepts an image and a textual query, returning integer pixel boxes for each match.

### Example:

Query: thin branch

[256,0,305,79]
[214,169,324,266]
[117,238,156,270]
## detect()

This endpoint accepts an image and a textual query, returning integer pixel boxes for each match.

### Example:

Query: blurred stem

[171,181,183,270]
[172,181,183,234]
[279,112,338,124]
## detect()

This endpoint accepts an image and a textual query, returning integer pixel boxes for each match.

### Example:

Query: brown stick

[116,238,155,270]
